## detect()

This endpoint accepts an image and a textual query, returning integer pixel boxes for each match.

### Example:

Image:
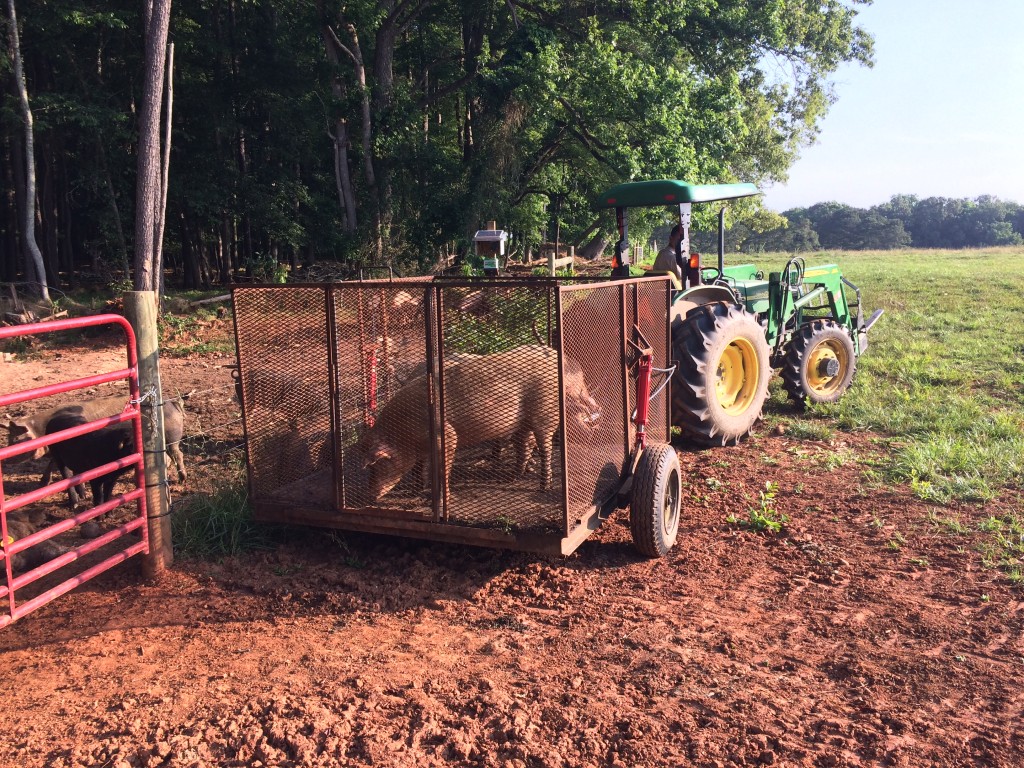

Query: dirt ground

[1,320,1023,768]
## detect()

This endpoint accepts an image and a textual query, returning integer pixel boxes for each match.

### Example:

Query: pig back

[6,394,127,460]
[44,407,134,475]
[443,345,560,444]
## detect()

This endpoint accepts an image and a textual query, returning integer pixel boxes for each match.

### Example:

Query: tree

[133,0,172,292]
[1,1,878,285]
[4,0,48,301]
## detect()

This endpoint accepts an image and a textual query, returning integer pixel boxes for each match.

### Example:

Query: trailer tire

[782,319,857,406]
[630,442,681,558]
[671,302,771,446]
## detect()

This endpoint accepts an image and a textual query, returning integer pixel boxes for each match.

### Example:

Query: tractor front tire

[671,302,772,446]
[630,442,681,558]
[782,319,857,406]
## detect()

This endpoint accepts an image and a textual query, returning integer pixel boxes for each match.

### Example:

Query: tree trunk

[40,140,60,288]
[98,139,130,275]
[331,118,357,232]
[219,214,232,284]
[320,19,367,232]
[1,138,16,281]
[133,0,172,291]
[154,42,174,298]
[5,0,50,302]
[579,232,609,261]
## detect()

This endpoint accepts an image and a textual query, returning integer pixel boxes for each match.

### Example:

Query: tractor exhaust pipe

[717,207,726,280]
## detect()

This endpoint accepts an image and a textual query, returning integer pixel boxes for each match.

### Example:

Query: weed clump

[727,481,789,534]
[172,482,278,558]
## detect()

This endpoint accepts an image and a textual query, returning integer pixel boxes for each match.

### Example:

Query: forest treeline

[704,194,1024,253]
[1,1,872,292]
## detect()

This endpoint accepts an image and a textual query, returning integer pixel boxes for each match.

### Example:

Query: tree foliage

[717,195,1024,253]
[0,0,874,289]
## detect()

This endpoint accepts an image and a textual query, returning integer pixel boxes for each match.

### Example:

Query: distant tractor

[597,180,883,446]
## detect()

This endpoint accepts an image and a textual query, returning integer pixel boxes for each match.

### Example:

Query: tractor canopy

[595,180,759,209]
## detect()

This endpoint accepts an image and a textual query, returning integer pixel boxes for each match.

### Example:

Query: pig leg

[90,467,118,505]
[40,457,54,486]
[513,430,540,478]
[166,441,187,483]
[442,422,457,507]
[49,456,83,508]
[514,429,532,477]
[63,464,86,506]
[533,429,555,491]
[413,458,428,491]
[89,479,106,506]
[38,456,82,505]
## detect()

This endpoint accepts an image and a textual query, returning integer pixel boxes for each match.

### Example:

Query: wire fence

[0,354,248,524]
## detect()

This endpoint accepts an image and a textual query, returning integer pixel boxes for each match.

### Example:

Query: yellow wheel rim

[806,339,849,395]
[715,338,760,415]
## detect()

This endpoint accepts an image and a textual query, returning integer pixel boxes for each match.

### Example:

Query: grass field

[750,247,1024,505]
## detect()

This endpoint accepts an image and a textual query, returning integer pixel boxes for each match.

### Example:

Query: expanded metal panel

[560,284,630,529]
[636,280,672,442]
[438,284,563,532]
[233,287,333,504]
[331,283,433,516]
[232,277,671,554]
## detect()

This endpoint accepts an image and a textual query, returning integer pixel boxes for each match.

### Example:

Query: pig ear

[8,419,28,436]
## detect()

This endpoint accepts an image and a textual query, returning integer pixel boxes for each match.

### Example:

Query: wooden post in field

[124,291,173,577]
[548,245,575,275]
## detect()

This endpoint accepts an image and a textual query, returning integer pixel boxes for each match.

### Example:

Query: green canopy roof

[595,180,760,208]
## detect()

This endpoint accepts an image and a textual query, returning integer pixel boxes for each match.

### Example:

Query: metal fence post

[124,291,172,577]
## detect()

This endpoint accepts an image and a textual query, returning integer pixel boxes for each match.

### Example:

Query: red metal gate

[0,314,148,628]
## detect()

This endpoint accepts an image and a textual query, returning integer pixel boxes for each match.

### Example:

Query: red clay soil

[1,328,1023,768]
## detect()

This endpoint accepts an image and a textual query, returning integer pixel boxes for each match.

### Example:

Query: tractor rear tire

[782,319,857,406]
[630,442,681,558]
[671,302,772,446]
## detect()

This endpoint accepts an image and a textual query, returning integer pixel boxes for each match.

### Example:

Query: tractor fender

[670,285,737,328]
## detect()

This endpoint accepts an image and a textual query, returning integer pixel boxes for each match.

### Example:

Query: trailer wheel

[630,442,681,558]
[782,319,856,406]
[671,302,771,446]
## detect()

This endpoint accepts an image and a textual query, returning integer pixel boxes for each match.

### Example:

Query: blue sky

[761,0,1024,212]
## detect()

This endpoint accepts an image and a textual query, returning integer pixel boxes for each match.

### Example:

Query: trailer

[231,275,680,556]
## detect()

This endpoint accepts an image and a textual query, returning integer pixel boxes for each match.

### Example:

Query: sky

[761,0,1024,212]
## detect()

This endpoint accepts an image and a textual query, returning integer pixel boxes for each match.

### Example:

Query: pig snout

[563,365,601,431]
[358,435,413,502]
[5,416,49,461]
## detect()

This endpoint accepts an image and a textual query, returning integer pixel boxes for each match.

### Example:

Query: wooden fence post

[124,291,173,577]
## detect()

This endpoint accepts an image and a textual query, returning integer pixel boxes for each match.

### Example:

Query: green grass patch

[172,482,278,558]
[751,247,1024,501]
[976,513,1024,584]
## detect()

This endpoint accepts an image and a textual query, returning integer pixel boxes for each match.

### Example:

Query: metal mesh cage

[232,276,670,553]
[437,283,563,532]
[233,287,333,506]
[635,280,671,442]
[558,279,670,532]
[332,282,433,517]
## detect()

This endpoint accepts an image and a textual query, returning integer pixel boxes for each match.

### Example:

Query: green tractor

[597,179,883,446]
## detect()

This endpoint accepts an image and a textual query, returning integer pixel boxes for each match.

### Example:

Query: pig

[398,351,481,386]
[6,394,188,504]
[45,409,135,507]
[357,344,599,503]
[2,517,71,574]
